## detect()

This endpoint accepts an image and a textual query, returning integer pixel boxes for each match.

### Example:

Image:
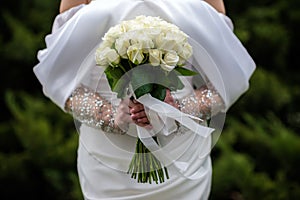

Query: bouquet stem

[127,137,169,184]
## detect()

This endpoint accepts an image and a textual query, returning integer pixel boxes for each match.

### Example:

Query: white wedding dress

[33,0,255,199]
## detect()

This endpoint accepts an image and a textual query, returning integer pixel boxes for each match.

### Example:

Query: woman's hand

[129,99,152,128]
[129,89,178,128]
[164,89,178,109]
[114,99,133,132]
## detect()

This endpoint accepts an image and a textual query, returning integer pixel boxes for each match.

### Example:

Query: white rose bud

[147,28,161,40]
[95,49,108,67]
[96,47,120,67]
[180,43,193,60]
[115,36,130,58]
[127,44,144,65]
[106,48,120,65]
[140,37,154,50]
[149,49,162,66]
[131,32,154,50]
[177,57,187,66]
[98,40,112,50]
[160,51,179,72]
[103,25,122,44]
[156,34,176,52]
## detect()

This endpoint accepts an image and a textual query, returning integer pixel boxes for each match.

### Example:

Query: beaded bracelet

[177,85,224,121]
[67,86,126,134]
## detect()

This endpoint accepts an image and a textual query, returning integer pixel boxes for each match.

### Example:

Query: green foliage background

[0,0,299,199]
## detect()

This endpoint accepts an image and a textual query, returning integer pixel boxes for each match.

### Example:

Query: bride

[33,0,255,199]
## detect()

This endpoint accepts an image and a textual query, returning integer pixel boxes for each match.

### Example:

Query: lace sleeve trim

[65,85,126,134]
[176,84,225,120]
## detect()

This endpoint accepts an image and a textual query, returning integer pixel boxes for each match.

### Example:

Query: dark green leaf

[114,77,130,98]
[166,70,184,91]
[176,77,185,90]
[131,66,155,98]
[104,66,125,91]
[151,84,166,101]
[134,84,153,99]
[174,67,198,76]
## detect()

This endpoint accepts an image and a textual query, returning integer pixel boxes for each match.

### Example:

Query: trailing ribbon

[135,94,214,179]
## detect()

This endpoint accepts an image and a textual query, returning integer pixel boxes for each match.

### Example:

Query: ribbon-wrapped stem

[127,89,169,184]
[127,137,169,184]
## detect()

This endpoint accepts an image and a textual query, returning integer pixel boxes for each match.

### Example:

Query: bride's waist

[79,124,211,159]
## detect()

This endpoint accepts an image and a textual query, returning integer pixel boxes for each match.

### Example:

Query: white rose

[156,34,176,52]
[95,47,120,67]
[140,37,154,50]
[115,36,130,58]
[159,21,179,32]
[131,32,154,51]
[177,57,185,66]
[135,15,147,24]
[95,49,108,66]
[146,28,161,40]
[122,20,139,32]
[149,49,162,66]
[100,40,112,48]
[106,48,120,65]
[160,51,179,72]
[179,43,193,60]
[127,44,144,65]
[103,24,123,44]
[167,31,187,44]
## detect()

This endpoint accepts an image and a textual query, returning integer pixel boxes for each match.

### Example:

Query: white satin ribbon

[134,94,215,180]
[137,94,214,137]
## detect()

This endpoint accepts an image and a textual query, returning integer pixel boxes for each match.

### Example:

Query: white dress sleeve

[219,13,234,31]
[34,4,96,111]
[33,0,255,112]
[52,4,86,31]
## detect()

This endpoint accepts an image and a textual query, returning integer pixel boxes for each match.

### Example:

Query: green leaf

[166,70,185,91]
[131,66,155,98]
[104,66,131,98]
[104,66,124,90]
[114,77,130,98]
[134,84,153,99]
[151,84,166,101]
[174,66,198,76]
[175,77,185,90]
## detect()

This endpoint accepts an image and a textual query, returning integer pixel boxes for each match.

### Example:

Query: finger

[137,118,150,124]
[131,110,147,120]
[130,104,145,114]
[128,99,142,108]
[164,89,173,102]
[166,89,171,96]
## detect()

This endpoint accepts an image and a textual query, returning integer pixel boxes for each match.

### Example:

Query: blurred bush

[210,113,300,200]
[0,91,82,199]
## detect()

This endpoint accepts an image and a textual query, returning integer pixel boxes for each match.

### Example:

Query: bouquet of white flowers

[95,15,197,184]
